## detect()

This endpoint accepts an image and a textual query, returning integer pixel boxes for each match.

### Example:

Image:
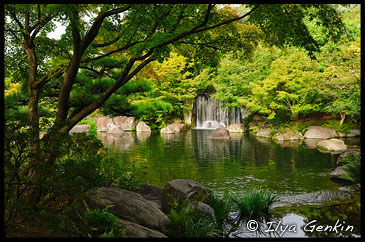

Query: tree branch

[32,66,65,90]
[81,4,131,52]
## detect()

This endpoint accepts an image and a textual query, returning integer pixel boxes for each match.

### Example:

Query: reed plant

[230,187,278,221]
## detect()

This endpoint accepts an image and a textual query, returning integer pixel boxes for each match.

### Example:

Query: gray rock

[136,121,151,132]
[274,130,304,141]
[87,187,169,231]
[113,116,137,131]
[226,124,245,133]
[304,126,337,139]
[255,128,272,138]
[69,124,90,133]
[94,116,115,132]
[316,139,347,152]
[347,129,360,137]
[135,184,163,210]
[330,166,348,180]
[161,179,212,213]
[160,123,185,134]
[188,201,216,223]
[116,218,168,238]
[209,128,231,139]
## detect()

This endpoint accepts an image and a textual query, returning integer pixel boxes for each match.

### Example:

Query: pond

[97,129,361,238]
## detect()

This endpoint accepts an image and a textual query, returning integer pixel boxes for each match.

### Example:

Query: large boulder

[94,117,116,132]
[113,116,137,131]
[135,184,163,211]
[161,179,212,213]
[116,218,167,238]
[304,126,337,139]
[87,187,169,232]
[316,139,347,152]
[226,124,245,133]
[347,129,360,137]
[274,130,304,141]
[255,128,272,138]
[188,201,216,223]
[136,121,151,133]
[160,123,185,134]
[209,128,231,139]
[69,124,90,133]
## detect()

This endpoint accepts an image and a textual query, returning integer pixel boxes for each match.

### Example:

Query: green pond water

[98,129,361,238]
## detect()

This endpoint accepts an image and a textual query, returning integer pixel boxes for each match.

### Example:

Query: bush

[206,192,234,226]
[230,187,278,220]
[84,206,125,238]
[79,119,98,137]
[164,199,220,238]
[342,153,361,184]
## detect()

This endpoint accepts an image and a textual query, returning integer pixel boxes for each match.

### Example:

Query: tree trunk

[25,44,43,210]
[340,112,346,127]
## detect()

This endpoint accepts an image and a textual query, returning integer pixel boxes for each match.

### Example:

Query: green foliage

[212,45,284,109]
[316,38,360,124]
[84,206,125,238]
[322,120,353,134]
[101,94,132,117]
[4,125,143,236]
[342,153,361,184]
[165,199,220,238]
[247,49,322,120]
[206,191,235,231]
[131,100,173,129]
[230,187,278,220]
[79,119,98,137]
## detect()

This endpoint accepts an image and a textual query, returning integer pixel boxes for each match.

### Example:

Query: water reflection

[98,129,361,238]
[136,131,151,143]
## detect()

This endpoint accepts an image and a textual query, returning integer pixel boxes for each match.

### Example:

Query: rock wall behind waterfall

[194,95,244,128]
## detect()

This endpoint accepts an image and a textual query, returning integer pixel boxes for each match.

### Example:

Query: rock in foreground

[316,139,347,152]
[87,187,169,232]
[161,179,212,213]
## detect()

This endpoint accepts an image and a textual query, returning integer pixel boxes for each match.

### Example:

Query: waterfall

[194,95,243,129]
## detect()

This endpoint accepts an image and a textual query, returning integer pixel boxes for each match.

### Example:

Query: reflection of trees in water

[228,215,281,238]
[97,132,136,150]
[297,200,361,238]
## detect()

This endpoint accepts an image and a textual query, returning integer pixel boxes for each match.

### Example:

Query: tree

[316,39,361,126]
[5,4,346,208]
[242,49,322,121]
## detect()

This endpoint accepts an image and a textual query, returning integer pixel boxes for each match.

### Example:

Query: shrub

[79,119,98,137]
[230,187,278,220]
[206,191,235,226]
[342,153,361,184]
[84,205,125,238]
[164,199,220,238]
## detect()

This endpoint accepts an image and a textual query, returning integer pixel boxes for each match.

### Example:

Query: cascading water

[194,95,243,129]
